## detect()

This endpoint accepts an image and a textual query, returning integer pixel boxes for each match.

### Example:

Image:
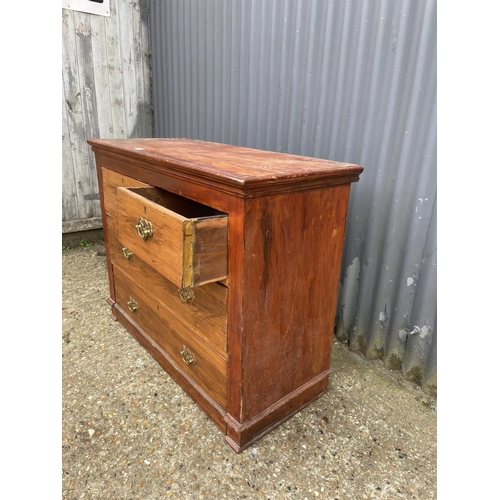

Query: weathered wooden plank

[62,9,88,222]
[62,217,103,233]
[73,11,100,219]
[129,0,153,138]
[89,13,114,139]
[138,1,153,137]
[62,75,79,222]
[100,0,127,138]
[117,0,139,136]
[62,10,101,221]
[62,3,153,229]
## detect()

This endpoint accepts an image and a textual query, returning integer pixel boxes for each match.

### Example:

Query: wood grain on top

[89,138,363,195]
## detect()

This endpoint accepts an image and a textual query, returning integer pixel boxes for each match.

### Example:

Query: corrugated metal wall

[148,0,437,394]
[62,0,153,233]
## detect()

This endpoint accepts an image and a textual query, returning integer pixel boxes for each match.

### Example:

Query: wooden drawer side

[191,217,229,286]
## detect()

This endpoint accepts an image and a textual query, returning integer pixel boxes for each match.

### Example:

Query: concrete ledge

[62,228,104,248]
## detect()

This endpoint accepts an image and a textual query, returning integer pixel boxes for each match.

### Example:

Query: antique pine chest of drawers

[88,138,363,452]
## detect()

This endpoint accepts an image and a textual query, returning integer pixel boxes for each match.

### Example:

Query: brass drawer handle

[122,247,133,259]
[135,216,153,241]
[178,287,195,303]
[127,297,138,313]
[181,345,196,365]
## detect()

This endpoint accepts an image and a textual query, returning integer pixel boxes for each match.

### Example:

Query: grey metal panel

[62,1,153,232]
[148,0,437,393]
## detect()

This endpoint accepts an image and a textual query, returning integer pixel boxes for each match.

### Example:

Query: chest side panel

[239,185,351,419]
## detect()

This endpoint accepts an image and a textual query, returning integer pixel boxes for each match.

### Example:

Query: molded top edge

[88,138,363,192]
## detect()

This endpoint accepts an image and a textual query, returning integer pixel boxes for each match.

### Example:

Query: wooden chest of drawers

[89,138,363,452]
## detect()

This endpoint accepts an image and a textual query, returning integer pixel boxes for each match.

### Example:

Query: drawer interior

[127,187,226,220]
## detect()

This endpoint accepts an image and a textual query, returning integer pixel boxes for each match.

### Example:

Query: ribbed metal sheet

[149,0,437,394]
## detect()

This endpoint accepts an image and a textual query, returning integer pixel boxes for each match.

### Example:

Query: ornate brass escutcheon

[127,297,138,312]
[122,247,133,259]
[178,287,195,303]
[181,345,196,365]
[135,216,153,241]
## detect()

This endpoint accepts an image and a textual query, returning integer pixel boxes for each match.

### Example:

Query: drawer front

[108,216,228,355]
[117,186,228,288]
[114,267,228,408]
[102,167,148,219]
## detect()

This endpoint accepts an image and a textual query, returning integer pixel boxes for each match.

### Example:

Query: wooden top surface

[89,138,363,195]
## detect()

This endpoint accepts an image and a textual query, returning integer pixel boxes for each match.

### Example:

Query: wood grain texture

[117,186,228,288]
[225,371,329,453]
[191,217,229,286]
[89,138,363,198]
[101,167,148,219]
[62,3,152,228]
[114,267,228,408]
[107,216,228,355]
[95,158,116,304]
[117,186,186,287]
[90,138,363,452]
[62,10,100,223]
[238,185,351,420]
[111,303,227,432]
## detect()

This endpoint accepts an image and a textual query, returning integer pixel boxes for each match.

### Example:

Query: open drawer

[117,186,228,289]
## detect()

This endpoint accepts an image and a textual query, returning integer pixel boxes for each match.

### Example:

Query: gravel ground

[62,242,437,499]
